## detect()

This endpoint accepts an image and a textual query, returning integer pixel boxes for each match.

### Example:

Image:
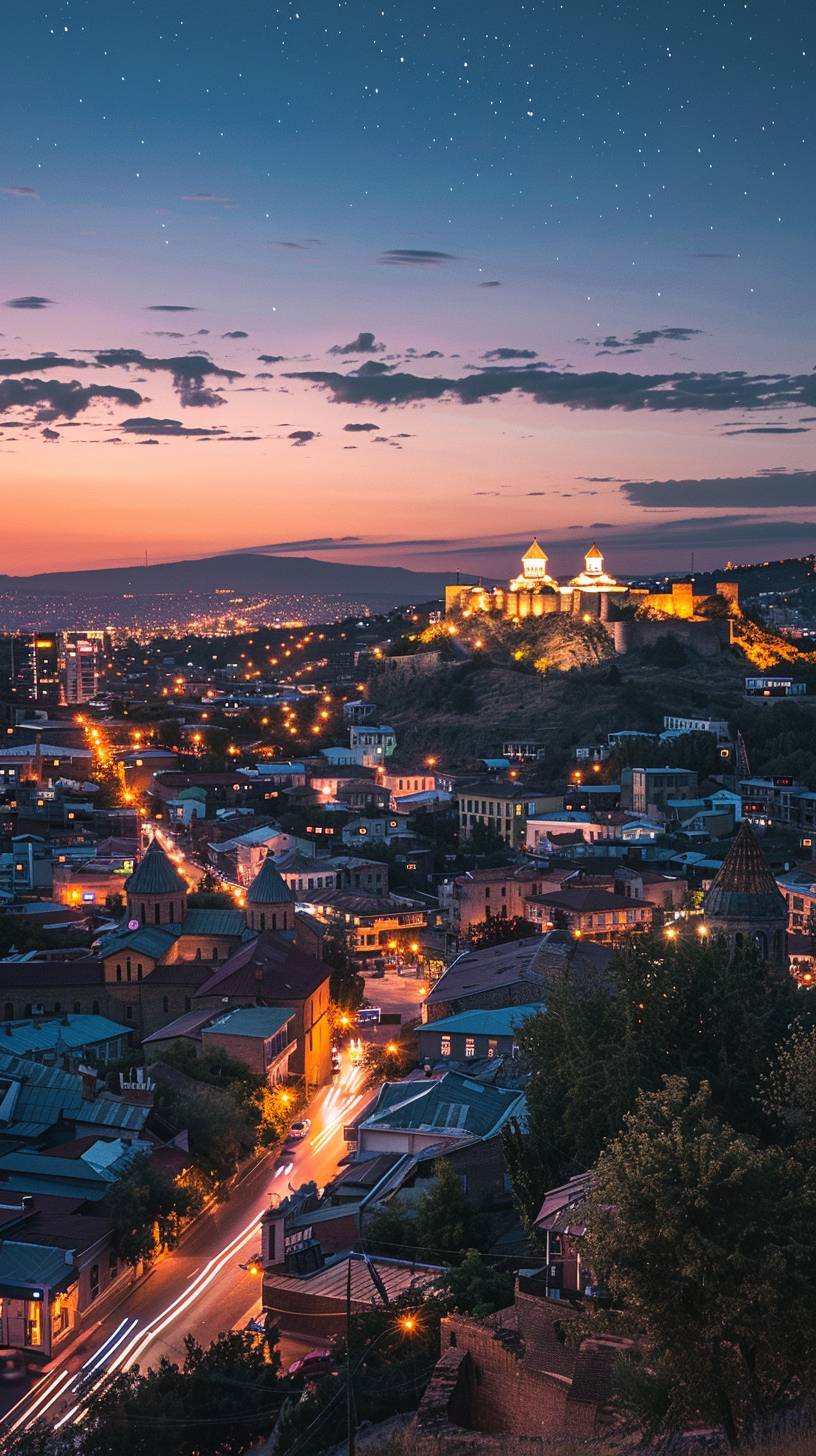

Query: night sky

[2,0,814,577]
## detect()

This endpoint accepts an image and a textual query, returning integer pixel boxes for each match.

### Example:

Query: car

[287,1348,336,1379]
[0,1348,26,1381]
[286,1118,311,1141]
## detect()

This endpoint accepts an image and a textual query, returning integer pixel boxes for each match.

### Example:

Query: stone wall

[611,618,732,658]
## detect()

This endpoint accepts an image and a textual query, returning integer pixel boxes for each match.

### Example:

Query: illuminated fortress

[445,540,629,621]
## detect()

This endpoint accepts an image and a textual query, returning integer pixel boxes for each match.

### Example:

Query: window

[154,903,161,924]
[464,1036,476,1058]
[92,1001,99,1015]
[126,1006,133,1021]
[440,1034,451,1057]
[487,1038,498,1059]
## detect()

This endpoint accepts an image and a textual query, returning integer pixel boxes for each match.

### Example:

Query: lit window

[440,1035,451,1057]
[464,1036,476,1058]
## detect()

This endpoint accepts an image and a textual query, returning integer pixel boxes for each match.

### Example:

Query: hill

[0,552,445,607]
[370,611,816,773]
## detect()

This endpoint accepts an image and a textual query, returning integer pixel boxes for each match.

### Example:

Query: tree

[415,1159,486,1264]
[6,1332,288,1456]
[106,1153,199,1266]
[584,1077,816,1447]
[441,1248,514,1318]
[155,1078,259,1185]
[511,935,806,1209]
[468,909,538,948]
[322,932,365,1012]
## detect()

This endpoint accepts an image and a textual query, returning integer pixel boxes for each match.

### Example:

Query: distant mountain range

[0,552,447,606]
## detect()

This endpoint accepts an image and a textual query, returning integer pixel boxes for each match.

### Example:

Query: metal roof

[203,1006,295,1040]
[0,1241,78,1294]
[180,908,247,937]
[416,1004,542,1039]
[360,1070,525,1140]
[246,856,293,905]
[0,1015,128,1058]
[125,838,188,898]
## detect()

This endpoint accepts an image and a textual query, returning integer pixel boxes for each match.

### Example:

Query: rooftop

[417,1004,542,1039]
[246,855,293,906]
[203,1006,295,1040]
[125,838,188,898]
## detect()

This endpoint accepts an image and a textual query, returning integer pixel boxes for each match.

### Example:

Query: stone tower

[246,853,295,935]
[703,819,788,971]
[125,837,188,927]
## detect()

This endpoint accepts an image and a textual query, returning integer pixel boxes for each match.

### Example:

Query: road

[2,1060,373,1438]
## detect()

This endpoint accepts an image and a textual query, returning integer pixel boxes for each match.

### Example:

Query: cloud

[92,348,242,407]
[0,379,142,419]
[257,354,287,364]
[353,360,392,376]
[272,238,321,249]
[119,416,228,438]
[594,326,704,355]
[222,330,248,339]
[179,192,237,207]
[1,186,38,199]
[483,347,538,361]
[41,427,60,442]
[480,280,501,288]
[621,471,816,510]
[0,355,87,376]
[4,295,55,310]
[721,426,810,436]
[285,362,816,415]
[288,429,319,446]
[343,422,379,432]
[148,330,186,338]
[329,331,385,355]
[146,304,198,313]
[379,249,457,265]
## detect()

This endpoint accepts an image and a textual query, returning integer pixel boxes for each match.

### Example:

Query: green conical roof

[246,854,293,906]
[126,838,188,897]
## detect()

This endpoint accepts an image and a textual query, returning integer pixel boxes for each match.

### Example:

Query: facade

[745,675,807,698]
[628,766,698,817]
[300,888,426,955]
[458,785,561,848]
[526,887,655,940]
[416,1004,539,1064]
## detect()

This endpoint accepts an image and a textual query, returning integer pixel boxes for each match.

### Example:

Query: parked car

[286,1118,311,1142]
[287,1348,336,1379]
[0,1349,26,1381]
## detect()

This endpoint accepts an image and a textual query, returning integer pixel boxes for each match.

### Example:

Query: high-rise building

[60,631,103,704]
[31,634,61,708]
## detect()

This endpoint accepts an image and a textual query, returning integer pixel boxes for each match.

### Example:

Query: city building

[416,1004,540,1065]
[744,675,807,698]
[458,785,561,848]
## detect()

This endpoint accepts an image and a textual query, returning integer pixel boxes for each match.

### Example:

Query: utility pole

[346,1256,355,1456]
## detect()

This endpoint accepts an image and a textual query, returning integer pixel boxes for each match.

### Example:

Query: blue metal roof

[0,1015,128,1059]
[417,1004,542,1039]
[203,1006,295,1040]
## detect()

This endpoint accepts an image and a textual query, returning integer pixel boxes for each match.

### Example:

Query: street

[2,1060,373,1438]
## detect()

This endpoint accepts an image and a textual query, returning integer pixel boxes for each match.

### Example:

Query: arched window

[271,913,277,931]
[92,1001,100,1015]
[154,903,161,924]
[73,1001,81,1015]
[116,966,122,983]
[259,913,266,932]
[137,963,143,981]
[754,931,768,960]
[140,902,146,923]
[54,1002,61,1014]
[3,1003,13,1022]
[734,931,744,948]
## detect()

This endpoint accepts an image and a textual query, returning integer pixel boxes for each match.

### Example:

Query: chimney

[78,1064,98,1102]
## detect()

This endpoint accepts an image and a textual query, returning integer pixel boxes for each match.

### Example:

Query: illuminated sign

[127,918,140,931]
[81,892,96,903]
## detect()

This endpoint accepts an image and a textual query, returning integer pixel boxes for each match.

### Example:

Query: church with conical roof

[88,837,332,1083]
[702,819,788,971]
